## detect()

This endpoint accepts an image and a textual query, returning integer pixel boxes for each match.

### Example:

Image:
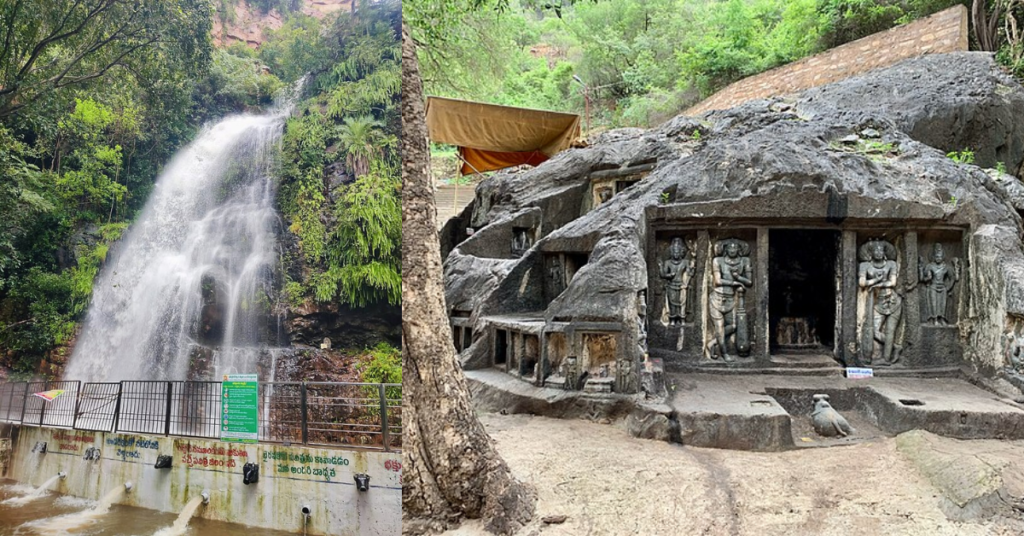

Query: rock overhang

[443,51,1024,397]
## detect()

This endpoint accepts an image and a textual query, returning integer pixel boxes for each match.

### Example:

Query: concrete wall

[4,426,400,536]
[0,438,9,475]
[686,5,969,116]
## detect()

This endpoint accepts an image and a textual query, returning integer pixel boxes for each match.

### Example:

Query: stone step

[677,365,844,376]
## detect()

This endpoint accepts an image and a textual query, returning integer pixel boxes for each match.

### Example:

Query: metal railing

[0,380,402,451]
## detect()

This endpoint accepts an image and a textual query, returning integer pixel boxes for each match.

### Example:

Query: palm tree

[335,115,383,178]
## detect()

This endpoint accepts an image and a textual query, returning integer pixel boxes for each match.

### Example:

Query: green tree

[336,115,387,178]
[0,0,213,374]
[679,0,825,95]
[0,126,50,291]
[259,13,327,82]
[818,0,964,48]
[357,342,401,399]
[208,48,284,107]
[277,0,402,308]
[0,0,212,119]
[52,98,129,221]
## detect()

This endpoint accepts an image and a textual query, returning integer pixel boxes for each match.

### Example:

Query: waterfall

[66,84,302,382]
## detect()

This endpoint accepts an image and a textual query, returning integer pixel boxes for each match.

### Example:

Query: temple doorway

[768,229,840,359]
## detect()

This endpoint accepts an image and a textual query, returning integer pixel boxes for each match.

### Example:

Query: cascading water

[1,474,61,506]
[22,483,126,532]
[152,495,205,536]
[65,84,302,382]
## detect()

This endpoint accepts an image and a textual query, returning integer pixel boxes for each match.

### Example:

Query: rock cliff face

[443,52,1024,396]
[278,224,400,359]
[212,0,352,48]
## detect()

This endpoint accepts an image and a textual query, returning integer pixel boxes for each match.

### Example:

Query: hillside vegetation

[410,0,1024,129]
[0,0,400,377]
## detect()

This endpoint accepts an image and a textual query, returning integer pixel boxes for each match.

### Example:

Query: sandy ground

[443,412,1024,536]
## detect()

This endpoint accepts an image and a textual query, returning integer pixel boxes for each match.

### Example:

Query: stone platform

[669,352,963,377]
[466,369,1024,452]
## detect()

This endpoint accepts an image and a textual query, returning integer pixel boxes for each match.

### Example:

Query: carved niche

[918,242,962,326]
[657,237,697,326]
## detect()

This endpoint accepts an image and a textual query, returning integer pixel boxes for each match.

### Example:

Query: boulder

[897,429,1024,523]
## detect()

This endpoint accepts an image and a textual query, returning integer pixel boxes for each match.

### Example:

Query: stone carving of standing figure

[858,240,902,365]
[707,238,753,362]
[659,238,695,326]
[511,228,531,256]
[919,244,960,325]
[1008,333,1024,374]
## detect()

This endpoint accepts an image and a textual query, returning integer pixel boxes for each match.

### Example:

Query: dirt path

[443,413,1024,536]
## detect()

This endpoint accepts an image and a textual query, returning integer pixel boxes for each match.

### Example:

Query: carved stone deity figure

[858,240,903,365]
[563,356,581,391]
[548,255,566,296]
[615,355,637,393]
[659,238,695,326]
[706,238,753,362]
[636,290,649,355]
[512,228,531,256]
[616,291,646,394]
[1008,333,1024,374]
[919,243,960,325]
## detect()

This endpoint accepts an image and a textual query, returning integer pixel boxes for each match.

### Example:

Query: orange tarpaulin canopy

[425,96,581,175]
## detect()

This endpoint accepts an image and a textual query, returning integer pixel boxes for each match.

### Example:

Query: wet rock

[284,299,400,350]
[269,347,362,383]
[56,224,102,271]
[278,218,400,351]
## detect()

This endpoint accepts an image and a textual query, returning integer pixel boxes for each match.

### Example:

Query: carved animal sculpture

[810,394,855,437]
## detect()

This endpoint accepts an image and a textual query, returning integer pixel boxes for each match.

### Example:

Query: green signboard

[221,373,259,444]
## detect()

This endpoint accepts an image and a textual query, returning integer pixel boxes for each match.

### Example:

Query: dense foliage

[275,0,402,308]
[0,0,215,374]
[0,0,401,375]
[995,0,1024,78]
[410,0,1024,130]
[357,341,401,399]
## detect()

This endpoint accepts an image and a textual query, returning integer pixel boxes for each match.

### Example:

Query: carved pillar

[755,228,770,362]
[904,232,922,363]
[539,330,549,386]
[840,231,859,365]
[695,230,711,359]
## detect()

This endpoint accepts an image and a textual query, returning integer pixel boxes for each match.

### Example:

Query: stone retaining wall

[0,438,9,475]
[686,5,969,115]
[4,426,401,535]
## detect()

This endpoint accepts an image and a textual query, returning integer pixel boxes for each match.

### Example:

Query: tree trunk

[401,22,536,536]
[973,0,1005,52]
